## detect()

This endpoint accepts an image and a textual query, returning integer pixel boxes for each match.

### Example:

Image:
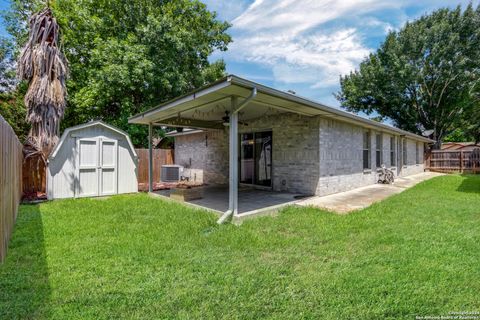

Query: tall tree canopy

[463,104,480,143]
[0,37,27,140]
[0,37,17,93]
[3,0,231,146]
[336,5,480,148]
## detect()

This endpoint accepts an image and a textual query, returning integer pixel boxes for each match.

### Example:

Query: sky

[0,0,478,108]
[0,0,9,37]
[203,0,478,108]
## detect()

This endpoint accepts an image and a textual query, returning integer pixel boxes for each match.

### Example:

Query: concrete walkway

[297,172,443,213]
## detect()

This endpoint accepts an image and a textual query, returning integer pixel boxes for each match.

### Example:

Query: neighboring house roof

[49,120,138,159]
[129,74,434,143]
[442,142,480,150]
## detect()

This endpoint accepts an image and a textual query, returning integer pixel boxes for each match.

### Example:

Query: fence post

[148,123,153,192]
[425,149,430,171]
[459,151,463,173]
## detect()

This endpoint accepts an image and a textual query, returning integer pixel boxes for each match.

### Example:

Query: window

[416,142,420,164]
[363,131,371,170]
[390,137,396,167]
[402,138,407,166]
[375,133,382,168]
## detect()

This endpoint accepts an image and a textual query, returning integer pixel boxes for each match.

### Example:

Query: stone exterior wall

[316,118,425,196]
[317,118,377,195]
[243,113,319,195]
[381,133,400,175]
[399,138,425,177]
[174,130,228,185]
[172,112,319,194]
[173,113,426,196]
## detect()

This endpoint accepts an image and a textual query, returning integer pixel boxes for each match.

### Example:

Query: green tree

[0,83,29,141]
[3,0,231,146]
[443,128,471,143]
[443,107,480,143]
[0,37,17,93]
[0,36,28,139]
[336,5,480,148]
[464,105,480,143]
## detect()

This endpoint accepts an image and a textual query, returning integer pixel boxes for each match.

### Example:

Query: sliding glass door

[239,131,272,187]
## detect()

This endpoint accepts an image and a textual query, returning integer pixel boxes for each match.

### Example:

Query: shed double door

[76,138,118,197]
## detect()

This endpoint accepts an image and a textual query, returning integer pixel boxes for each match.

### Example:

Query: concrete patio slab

[297,172,444,213]
[152,186,302,216]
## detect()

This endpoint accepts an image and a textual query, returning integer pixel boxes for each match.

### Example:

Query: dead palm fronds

[18,7,68,160]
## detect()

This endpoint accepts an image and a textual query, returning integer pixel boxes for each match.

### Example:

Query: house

[129,75,433,217]
[47,121,138,199]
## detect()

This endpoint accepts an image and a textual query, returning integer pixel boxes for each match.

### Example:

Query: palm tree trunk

[17,7,68,161]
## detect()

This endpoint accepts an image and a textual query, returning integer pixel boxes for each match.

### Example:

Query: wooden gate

[22,154,46,198]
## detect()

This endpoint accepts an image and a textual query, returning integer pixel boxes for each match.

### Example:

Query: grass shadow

[0,204,51,318]
[456,174,480,193]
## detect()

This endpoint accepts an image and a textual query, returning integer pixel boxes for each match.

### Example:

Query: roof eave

[229,75,434,143]
[128,74,435,143]
[128,76,232,125]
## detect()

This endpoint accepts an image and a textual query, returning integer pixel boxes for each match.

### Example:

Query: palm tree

[17,6,68,160]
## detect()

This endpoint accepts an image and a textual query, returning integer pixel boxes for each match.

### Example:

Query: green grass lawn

[1,175,479,319]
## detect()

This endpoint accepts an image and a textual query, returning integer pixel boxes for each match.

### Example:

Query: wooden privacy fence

[136,148,174,185]
[0,115,23,263]
[425,149,480,173]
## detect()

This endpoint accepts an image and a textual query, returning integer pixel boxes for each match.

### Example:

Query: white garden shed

[47,121,138,199]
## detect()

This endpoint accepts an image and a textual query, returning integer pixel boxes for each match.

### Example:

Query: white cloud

[233,0,398,36]
[226,0,478,88]
[228,0,385,87]
[228,0,395,86]
[362,17,395,34]
[230,28,369,88]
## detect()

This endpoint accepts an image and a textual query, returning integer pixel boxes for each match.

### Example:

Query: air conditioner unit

[161,165,183,182]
